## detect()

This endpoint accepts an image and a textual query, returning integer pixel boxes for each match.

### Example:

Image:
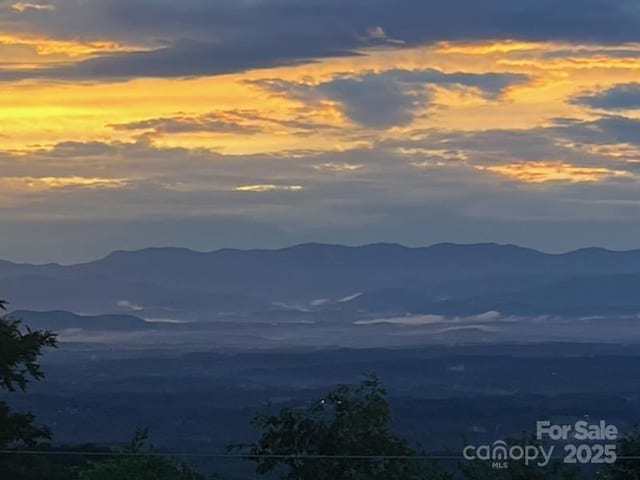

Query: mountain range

[2,243,640,325]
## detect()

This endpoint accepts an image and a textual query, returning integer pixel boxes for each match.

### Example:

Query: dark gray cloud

[16,0,639,44]
[572,83,640,110]
[109,112,263,135]
[108,109,344,136]
[423,115,640,157]
[320,74,426,128]
[251,69,529,128]
[1,0,640,81]
[392,70,529,97]
[554,115,640,146]
[542,47,640,60]
[0,38,362,82]
[320,70,528,128]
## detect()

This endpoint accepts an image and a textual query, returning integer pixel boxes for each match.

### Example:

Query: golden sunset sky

[2,0,640,261]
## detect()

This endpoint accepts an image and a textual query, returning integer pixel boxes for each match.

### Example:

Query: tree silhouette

[0,299,57,393]
[0,298,63,478]
[602,425,640,479]
[0,298,57,448]
[79,428,204,480]
[234,374,452,480]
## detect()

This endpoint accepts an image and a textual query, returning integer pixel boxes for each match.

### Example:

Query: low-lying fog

[52,313,640,351]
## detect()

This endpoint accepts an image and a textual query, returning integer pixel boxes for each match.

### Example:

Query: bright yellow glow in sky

[3,36,640,185]
[1,40,638,155]
[0,175,128,193]
[0,32,142,58]
[477,162,630,184]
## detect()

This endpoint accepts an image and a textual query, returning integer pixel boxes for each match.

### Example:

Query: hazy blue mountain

[473,273,640,316]
[69,243,566,299]
[0,273,269,319]
[10,310,149,331]
[343,273,640,317]
[4,243,640,319]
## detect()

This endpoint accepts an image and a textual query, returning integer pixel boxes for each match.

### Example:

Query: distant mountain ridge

[9,310,148,331]
[3,242,640,320]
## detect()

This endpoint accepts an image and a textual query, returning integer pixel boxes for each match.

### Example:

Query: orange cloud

[435,40,548,55]
[2,37,640,156]
[0,33,142,58]
[0,176,128,192]
[11,2,55,13]
[477,162,630,184]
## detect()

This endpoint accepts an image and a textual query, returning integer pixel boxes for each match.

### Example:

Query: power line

[3,450,640,460]
[0,450,460,460]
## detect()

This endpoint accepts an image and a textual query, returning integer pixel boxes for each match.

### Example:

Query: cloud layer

[1,0,640,80]
[3,1,640,261]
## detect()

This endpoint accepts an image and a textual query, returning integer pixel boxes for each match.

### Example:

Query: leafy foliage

[601,425,640,479]
[235,374,452,480]
[0,298,63,477]
[0,298,57,449]
[0,299,57,392]
[0,402,52,449]
[79,428,205,480]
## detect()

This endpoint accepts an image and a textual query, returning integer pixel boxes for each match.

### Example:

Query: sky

[3,0,640,263]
